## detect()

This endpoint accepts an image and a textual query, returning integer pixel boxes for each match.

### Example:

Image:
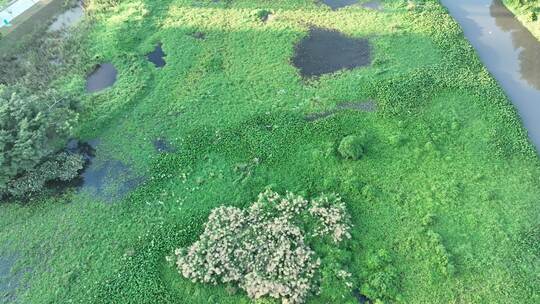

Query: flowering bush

[173,190,351,304]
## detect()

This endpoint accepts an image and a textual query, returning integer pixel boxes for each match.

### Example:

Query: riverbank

[441,0,540,148]
[502,0,540,41]
[1,0,539,303]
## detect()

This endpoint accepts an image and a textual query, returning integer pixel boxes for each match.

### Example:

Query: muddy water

[48,2,84,32]
[441,0,540,148]
[0,252,24,303]
[86,63,117,93]
[293,27,371,77]
[322,0,359,10]
[147,43,166,68]
[67,140,145,202]
[362,1,382,11]
[153,138,176,153]
[80,159,145,202]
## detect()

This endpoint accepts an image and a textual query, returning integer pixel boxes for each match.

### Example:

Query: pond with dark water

[322,0,359,10]
[80,159,145,202]
[292,27,371,78]
[153,138,177,153]
[441,0,540,149]
[147,43,166,68]
[86,63,117,93]
[66,140,145,202]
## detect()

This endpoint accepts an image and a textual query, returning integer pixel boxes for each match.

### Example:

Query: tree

[0,85,82,199]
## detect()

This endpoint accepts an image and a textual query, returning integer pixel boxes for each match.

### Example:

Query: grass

[1,0,539,303]
[503,0,540,41]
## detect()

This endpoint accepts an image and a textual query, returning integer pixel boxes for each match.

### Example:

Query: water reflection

[147,43,166,68]
[48,2,84,32]
[66,140,145,202]
[86,63,117,92]
[362,1,382,11]
[441,0,540,149]
[490,0,540,89]
[322,0,359,10]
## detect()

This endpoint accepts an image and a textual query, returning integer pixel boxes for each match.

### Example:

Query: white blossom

[174,190,351,304]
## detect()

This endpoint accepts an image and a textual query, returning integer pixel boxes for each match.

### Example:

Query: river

[440,0,540,148]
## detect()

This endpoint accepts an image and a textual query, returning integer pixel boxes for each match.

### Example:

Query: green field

[1,0,539,303]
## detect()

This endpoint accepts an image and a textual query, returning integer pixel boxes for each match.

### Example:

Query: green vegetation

[338,134,367,160]
[503,0,540,40]
[0,0,539,303]
[0,0,87,199]
[0,85,82,199]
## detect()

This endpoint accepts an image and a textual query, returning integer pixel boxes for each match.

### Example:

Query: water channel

[441,0,540,148]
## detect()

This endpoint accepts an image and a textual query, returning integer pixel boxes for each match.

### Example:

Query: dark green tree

[0,85,83,199]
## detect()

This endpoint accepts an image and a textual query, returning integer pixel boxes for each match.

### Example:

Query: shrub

[0,85,80,199]
[338,135,366,160]
[361,250,399,302]
[6,152,84,198]
[407,1,417,11]
[173,190,351,304]
[254,9,272,22]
